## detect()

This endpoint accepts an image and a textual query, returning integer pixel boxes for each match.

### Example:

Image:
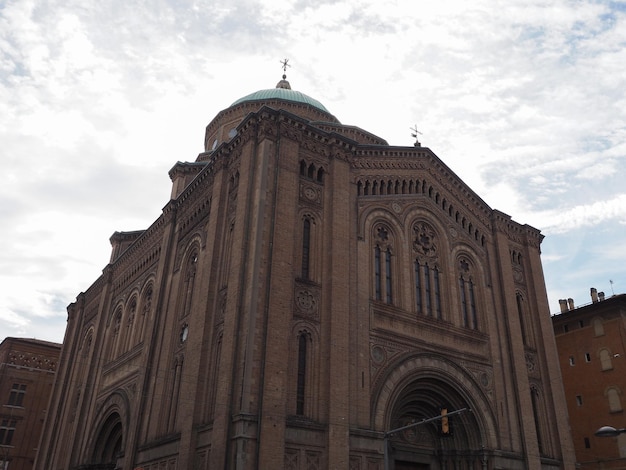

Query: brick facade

[552,293,626,469]
[36,79,574,469]
[0,337,61,470]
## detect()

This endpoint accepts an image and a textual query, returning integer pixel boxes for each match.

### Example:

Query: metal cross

[410,124,422,147]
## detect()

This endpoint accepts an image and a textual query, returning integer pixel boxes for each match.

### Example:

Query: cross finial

[410,124,422,147]
[280,58,291,79]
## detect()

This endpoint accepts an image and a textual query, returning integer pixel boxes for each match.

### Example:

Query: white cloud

[1,0,626,340]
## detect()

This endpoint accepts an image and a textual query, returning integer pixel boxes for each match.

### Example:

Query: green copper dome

[231,80,330,114]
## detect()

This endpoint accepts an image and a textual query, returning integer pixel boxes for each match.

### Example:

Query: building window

[374,246,382,301]
[569,356,575,366]
[563,324,569,332]
[607,387,623,413]
[600,349,613,371]
[8,383,26,406]
[579,320,584,328]
[433,267,441,318]
[593,318,605,336]
[385,248,392,304]
[530,387,545,455]
[424,264,431,313]
[460,277,478,329]
[0,419,16,445]
[585,353,591,362]
[584,437,590,449]
[373,224,394,304]
[296,334,307,415]
[576,395,583,406]
[302,218,311,279]
[415,261,442,318]
[414,261,422,313]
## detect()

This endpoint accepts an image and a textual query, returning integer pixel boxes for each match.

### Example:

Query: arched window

[600,349,613,371]
[593,317,605,337]
[385,248,393,304]
[292,328,316,418]
[296,334,307,415]
[373,223,394,305]
[123,297,137,352]
[530,387,545,455]
[110,309,123,360]
[205,331,223,421]
[374,246,382,301]
[133,284,153,345]
[433,267,441,318]
[166,355,184,433]
[412,222,442,319]
[415,261,441,318]
[317,167,324,183]
[607,387,623,413]
[516,293,534,347]
[302,218,311,280]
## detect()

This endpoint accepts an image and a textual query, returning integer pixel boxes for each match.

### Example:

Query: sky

[1,0,625,343]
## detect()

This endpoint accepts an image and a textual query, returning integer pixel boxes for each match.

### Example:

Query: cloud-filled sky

[1,0,625,343]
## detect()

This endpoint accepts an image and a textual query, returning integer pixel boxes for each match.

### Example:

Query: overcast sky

[1,0,625,343]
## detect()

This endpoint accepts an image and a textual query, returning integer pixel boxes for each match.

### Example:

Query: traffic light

[441,407,450,435]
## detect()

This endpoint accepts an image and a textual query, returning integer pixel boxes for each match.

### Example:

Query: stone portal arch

[91,412,123,468]
[373,354,498,468]
[82,390,130,469]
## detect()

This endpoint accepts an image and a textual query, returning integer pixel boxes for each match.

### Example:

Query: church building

[35,71,575,470]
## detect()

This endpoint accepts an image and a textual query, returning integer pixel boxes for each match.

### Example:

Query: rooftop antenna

[280,58,291,79]
[610,279,615,295]
[410,124,422,147]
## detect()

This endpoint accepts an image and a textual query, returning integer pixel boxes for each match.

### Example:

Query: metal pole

[383,408,469,470]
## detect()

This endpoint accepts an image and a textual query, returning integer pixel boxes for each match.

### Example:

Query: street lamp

[595,426,626,438]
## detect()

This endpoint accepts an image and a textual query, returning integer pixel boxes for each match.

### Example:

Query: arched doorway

[388,377,485,469]
[373,354,497,470]
[90,412,123,469]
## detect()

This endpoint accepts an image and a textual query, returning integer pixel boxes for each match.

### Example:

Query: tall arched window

[414,261,422,313]
[414,261,442,319]
[412,222,442,318]
[433,267,441,318]
[600,349,613,371]
[302,218,311,280]
[385,248,393,304]
[607,387,623,413]
[374,245,382,301]
[166,355,184,433]
[133,284,152,346]
[531,387,545,455]
[593,317,605,337]
[296,334,307,415]
[123,297,137,352]
[516,292,534,347]
[373,223,394,304]
[110,309,123,360]
[516,294,526,344]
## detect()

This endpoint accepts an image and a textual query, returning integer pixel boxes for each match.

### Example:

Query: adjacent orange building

[552,290,626,469]
[0,337,60,470]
